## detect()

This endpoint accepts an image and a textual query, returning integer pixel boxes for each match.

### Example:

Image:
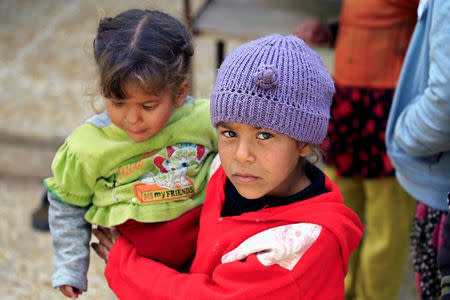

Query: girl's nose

[126,106,141,124]
[234,139,255,163]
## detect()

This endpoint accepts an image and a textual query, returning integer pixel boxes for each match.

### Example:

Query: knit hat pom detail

[254,65,279,90]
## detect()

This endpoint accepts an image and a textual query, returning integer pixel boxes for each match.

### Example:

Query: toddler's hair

[211,34,335,144]
[93,9,193,99]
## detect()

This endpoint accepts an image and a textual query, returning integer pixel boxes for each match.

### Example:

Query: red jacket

[105,167,363,299]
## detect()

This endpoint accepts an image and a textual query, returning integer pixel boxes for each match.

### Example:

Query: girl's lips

[129,129,147,134]
[232,173,260,183]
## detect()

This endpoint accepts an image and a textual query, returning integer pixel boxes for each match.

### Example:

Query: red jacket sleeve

[105,228,345,300]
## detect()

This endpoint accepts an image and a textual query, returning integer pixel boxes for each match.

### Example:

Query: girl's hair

[93,9,193,99]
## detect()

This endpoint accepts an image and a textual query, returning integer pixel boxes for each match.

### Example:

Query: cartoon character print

[139,143,209,189]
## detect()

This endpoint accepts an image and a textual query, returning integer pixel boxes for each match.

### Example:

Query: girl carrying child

[45,9,217,299]
[93,33,364,300]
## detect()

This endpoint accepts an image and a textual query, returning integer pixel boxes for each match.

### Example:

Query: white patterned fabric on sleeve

[222,223,322,271]
[209,153,221,179]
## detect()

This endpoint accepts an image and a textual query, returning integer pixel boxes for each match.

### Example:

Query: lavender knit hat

[210,34,335,144]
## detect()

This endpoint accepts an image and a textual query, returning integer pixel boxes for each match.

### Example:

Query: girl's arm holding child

[94,193,359,300]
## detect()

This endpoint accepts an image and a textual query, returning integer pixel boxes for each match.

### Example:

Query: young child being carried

[94,34,364,300]
[44,9,217,299]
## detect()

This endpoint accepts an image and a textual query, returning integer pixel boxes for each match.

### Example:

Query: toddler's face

[217,122,312,199]
[105,82,186,142]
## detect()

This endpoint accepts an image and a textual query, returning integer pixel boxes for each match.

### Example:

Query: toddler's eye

[257,132,273,140]
[111,100,124,107]
[222,131,236,138]
[142,104,154,110]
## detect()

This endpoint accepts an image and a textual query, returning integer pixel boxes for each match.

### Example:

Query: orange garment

[334,0,419,88]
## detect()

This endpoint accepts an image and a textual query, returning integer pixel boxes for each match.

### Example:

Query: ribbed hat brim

[211,90,329,143]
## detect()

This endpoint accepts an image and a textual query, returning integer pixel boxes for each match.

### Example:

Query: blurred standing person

[386,0,450,299]
[293,1,419,299]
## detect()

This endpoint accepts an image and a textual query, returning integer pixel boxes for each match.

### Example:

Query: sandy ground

[0,177,117,300]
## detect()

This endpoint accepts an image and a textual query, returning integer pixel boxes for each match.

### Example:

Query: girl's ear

[174,80,190,107]
[297,142,313,158]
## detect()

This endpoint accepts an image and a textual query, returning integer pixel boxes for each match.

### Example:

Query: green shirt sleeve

[45,138,96,207]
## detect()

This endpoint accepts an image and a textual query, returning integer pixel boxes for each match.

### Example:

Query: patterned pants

[411,202,447,300]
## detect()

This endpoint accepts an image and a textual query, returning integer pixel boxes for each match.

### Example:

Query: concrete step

[0,131,63,181]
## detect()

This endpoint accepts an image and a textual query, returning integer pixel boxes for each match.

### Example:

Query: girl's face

[105,81,188,142]
[218,122,313,199]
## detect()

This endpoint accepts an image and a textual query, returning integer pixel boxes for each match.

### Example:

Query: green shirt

[45,99,218,227]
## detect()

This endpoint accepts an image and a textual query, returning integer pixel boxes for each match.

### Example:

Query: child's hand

[91,226,121,262]
[59,285,83,299]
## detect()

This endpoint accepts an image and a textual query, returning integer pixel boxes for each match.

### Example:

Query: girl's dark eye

[112,101,124,107]
[142,105,154,110]
[222,131,236,138]
[257,132,273,140]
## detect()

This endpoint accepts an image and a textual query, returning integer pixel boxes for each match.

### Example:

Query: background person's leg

[355,177,416,300]
[324,167,365,300]
[31,190,50,231]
